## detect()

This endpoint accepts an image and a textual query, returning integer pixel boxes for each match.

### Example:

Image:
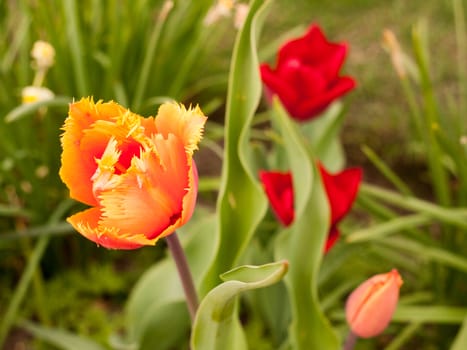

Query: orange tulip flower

[59,98,207,249]
[345,269,403,338]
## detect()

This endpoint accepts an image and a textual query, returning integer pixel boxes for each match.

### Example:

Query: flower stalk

[343,331,357,350]
[166,232,199,321]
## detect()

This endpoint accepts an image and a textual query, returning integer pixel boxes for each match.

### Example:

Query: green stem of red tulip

[343,331,357,350]
[166,232,199,322]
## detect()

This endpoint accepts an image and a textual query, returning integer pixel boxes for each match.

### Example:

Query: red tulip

[259,171,294,226]
[259,164,362,251]
[346,269,403,338]
[318,163,362,248]
[59,98,207,249]
[260,24,356,121]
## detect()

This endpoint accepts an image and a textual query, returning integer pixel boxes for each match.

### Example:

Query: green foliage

[1,0,467,349]
[272,99,339,349]
[200,0,271,292]
[191,261,288,350]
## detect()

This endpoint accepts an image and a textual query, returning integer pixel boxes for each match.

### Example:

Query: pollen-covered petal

[91,138,122,197]
[59,98,127,205]
[155,102,207,155]
[67,207,156,249]
[98,133,192,240]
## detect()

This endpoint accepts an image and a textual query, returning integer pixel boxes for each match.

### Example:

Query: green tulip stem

[166,232,198,322]
[343,331,358,350]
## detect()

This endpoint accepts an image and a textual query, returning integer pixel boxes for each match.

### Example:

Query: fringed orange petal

[60,98,127,205]
[155,103,207,155]
[67,207,155,249]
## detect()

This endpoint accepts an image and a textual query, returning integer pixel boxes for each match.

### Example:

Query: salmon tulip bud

[346,269,403,338]
[59,98,207,249]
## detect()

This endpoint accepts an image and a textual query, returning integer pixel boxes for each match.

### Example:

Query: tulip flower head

[260,24,356,121]
[259,164,361,252]
[346,269,403,338]
[59,98,207,249]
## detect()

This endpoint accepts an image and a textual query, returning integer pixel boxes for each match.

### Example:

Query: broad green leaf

[272,99,340,349]
[201,0,271,292]
[300,101,345,172]
[125,211,216,349]
[136,302,190,350]
[191,260,288,350]
[19,321,106,350]
[451,315,467,350]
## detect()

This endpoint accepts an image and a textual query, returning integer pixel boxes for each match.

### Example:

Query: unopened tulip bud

[346,269,403,338]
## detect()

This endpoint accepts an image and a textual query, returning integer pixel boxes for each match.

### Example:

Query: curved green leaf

[300,101,345,172]
[272,99,340,350]
[4,96,71,123]
[451,315,467,350]
[136,302,190,350]
[191,260,288,350]
[201,0,271,292]
[125,211,216,349]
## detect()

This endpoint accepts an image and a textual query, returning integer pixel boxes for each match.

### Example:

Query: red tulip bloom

[259,164,362,251]
[59,98,207,249]
[260,24,356,121]
[318,163,362,251]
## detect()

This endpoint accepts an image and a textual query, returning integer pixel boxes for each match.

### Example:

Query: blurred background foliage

[0,0,464,349]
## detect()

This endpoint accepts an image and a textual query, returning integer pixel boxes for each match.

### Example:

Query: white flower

[233,3,249,29]
[21,86,54,104]
[203,0,235,26]
[31,40,55,70]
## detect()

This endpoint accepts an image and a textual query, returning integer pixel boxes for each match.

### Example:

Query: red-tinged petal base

[98,134,196,240]
[67,208,156,249]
